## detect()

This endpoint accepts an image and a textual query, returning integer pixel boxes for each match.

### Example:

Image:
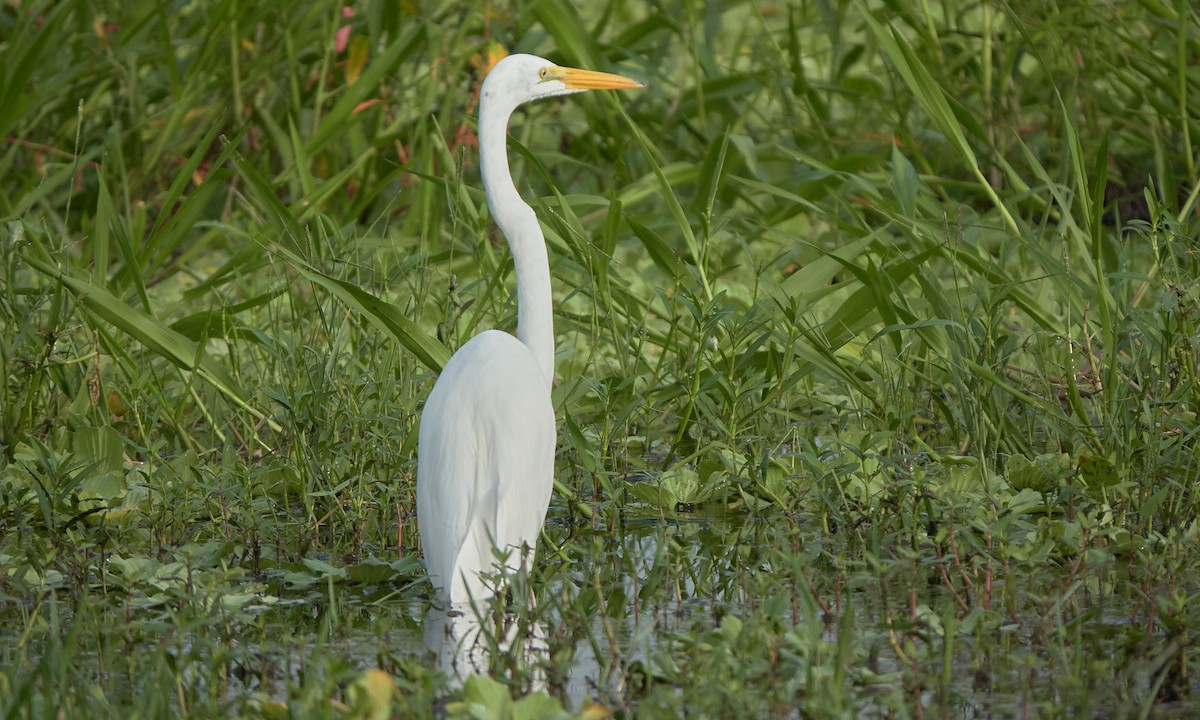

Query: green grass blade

[96,174,150,312]
[302,24,426,160]
[619,105,711,300]
[533,0,603,67]
[858,4,1019,235]
[21,255,268,426]
[271,245,450,373]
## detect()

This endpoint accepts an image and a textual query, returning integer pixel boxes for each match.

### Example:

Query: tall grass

[2,0,1199,715]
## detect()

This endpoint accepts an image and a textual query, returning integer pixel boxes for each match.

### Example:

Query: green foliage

[2,0,1200,715]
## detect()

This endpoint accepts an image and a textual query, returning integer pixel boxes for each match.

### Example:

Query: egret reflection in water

[422,604,548,689]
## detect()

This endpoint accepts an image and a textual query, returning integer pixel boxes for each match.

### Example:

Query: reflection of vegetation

[2,0,1199,715]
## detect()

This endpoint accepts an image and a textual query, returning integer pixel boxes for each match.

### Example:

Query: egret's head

[481,53,643,112]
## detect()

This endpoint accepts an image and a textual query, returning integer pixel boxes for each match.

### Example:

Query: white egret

[416,54,643,605]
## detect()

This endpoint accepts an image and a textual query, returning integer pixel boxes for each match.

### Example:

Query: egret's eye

[538,67,552,81]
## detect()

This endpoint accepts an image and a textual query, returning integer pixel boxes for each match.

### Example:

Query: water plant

[2,0,1198,716]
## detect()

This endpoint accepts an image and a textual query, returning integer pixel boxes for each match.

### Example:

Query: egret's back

[416,330,555,604]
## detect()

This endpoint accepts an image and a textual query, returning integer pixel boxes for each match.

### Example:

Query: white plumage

[416,54,642,605]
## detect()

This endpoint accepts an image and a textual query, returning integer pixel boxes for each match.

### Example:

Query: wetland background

[2,0,1199,716]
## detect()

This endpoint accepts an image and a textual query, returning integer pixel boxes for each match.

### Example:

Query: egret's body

[417,330,554,603]
[416,54,642,605]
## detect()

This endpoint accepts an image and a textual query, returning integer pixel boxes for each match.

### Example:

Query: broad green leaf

[72,426,125,474]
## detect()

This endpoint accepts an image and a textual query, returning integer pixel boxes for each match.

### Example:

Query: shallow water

[374,515,1193,715]
[2,509,1196,716]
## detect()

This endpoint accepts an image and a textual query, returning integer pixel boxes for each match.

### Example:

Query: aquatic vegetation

[2,0,1199,716]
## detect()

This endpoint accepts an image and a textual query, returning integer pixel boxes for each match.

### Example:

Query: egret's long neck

[479,101,554,388]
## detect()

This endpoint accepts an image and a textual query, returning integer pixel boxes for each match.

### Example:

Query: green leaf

[170,287,287,341]
[627,219,682,281]
[72,426,125,474]
[563,414,598,474]
[619,106,711,300]
[891,143,918,217]
[454,675,511,720]
[303,24,426,159]
[694,129,731,237]
[511,691,567,720]
[21,255,269,426]
[1006,453,1070,493]
[1078,455,1120,489]
[96,174,149,312]
[858,5,1018,235]
[532,0,601,68]
[271,245,450,373]
[302,557,347,578]
[225,139,306,252]
[596,197,622,295]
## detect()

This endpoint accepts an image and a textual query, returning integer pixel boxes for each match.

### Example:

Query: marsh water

[5,510,1194,717]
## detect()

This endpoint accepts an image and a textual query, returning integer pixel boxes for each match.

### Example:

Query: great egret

[416,54,643,605]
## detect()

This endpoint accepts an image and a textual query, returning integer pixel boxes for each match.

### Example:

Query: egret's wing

[489,354,555,573]
[416,330,555,604]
